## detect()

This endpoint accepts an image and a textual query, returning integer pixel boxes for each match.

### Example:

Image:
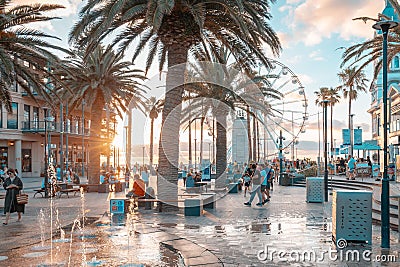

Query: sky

[12,0,388,162]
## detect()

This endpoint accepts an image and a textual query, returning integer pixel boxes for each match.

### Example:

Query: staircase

[292,177,400,231]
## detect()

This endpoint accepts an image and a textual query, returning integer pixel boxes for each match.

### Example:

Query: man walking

[244,164,263,207]
[347,155,356,180]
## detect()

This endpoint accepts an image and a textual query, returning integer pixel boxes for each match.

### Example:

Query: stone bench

[201,193,217,209]
[184,198,203,216]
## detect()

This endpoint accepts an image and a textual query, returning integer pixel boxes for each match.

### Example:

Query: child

[243,172,251,197]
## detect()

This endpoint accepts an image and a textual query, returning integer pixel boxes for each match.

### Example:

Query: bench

[184,198,203,216]
[201,193,217,209]
[136,198,185,212]
[57,188,81,198]
[33,189,46,198]
[79,184,99,192]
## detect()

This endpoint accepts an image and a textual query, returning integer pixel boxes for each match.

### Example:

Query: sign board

[372,164,380,178]
[110,199,125,214]
[342,129,350,145]
[354,129,362,145]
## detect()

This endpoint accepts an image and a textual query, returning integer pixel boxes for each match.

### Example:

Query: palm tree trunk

[88,93,105,185]
[215,111,227,189]
[127,110,132,170]
[200,116,204,168]
[348,91,352,129]
[157,45,188,211]
[149,117,154,173]
[246,106,252,162]
[106,106,110,169]
[188,118,192,169]
[330,104,334,159]
[253,114,257,162]
[188,92,192,169]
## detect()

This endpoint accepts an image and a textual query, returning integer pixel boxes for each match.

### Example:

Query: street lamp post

[124,125,129,171]
[81,100,85,176]
[142,146,145,167]
[373,20,398,249]
[279,130,284,182]
[59,103,64,180]
[43,108,49,198]
[194,138,197,171]
[322,100,329,202]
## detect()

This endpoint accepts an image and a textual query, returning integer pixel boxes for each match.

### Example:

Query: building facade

[368,0,400,162]
[0,77,116,179]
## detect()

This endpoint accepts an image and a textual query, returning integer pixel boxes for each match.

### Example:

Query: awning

[354,143,381,151]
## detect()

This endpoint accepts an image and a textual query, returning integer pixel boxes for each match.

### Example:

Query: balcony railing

[21,121,90,136]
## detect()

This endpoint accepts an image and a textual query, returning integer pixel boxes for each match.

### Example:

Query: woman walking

[3,169,24,225]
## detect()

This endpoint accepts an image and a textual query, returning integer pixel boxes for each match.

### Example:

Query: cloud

[279,0,382,46]
[14,0,80,17]
[296,140,319,151]
[10,1,81,31]
[309,50,324,61]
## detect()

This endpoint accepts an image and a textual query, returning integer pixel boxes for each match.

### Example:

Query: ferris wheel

[256,59,308,159]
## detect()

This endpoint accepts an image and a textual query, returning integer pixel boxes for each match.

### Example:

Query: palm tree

[147,96,164,174]
[54,45,147,184]
[341,0,399,88]
[71,0,281,208]
[327,88,341,155]
[336,67,368,129]
[0,0,68,110]
[315,87,330,169]
[315,87,341,157]
[183,48,282,188]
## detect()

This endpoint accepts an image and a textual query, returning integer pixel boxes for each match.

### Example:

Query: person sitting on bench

[126,174,145,198]
[72,172,80,184]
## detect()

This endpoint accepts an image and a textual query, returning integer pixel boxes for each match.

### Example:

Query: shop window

[22,149,31,172]
[33,107,39,129]
[23,104,30,129]
[0,147,8,169]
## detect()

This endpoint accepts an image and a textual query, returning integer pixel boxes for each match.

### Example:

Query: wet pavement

[0,175,399,266]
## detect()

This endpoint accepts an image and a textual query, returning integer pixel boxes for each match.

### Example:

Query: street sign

[110,199,125,214]
[342,129,350,145]
[354,129,362,145]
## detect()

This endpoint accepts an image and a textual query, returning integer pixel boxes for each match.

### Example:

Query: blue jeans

[248,185,262,204]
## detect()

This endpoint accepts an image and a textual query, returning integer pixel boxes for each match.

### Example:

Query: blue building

[368,0,400,164]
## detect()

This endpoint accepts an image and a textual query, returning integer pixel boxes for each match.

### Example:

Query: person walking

[261,164,272,204]
[3,169,24,225]
[347,155,356,180]
[141,166,149,189]
[242,172,251,197]
[244,164,263,207]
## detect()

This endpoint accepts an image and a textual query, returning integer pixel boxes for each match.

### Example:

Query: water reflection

[2,217,185,267]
